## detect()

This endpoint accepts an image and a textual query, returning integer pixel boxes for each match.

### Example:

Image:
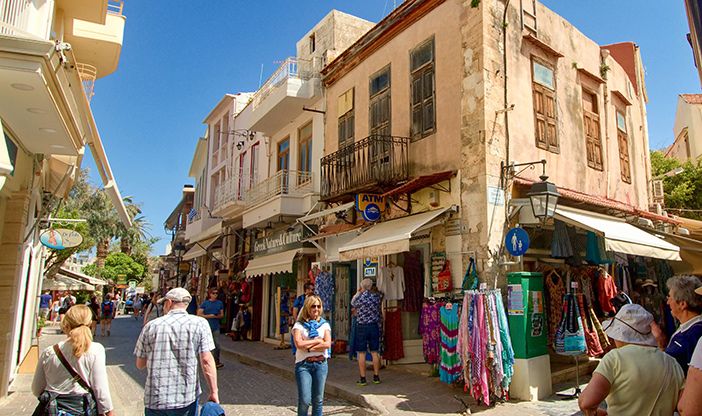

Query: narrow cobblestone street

[0,316,374,416]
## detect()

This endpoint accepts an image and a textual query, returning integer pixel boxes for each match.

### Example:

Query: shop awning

[298,202,355,223]
[654,230,702,274]
[44,275,95,291]
[59,267,108,286]
[554,206,681,261]
[246,248,316,277]
[338,206,453,261]
[382,170,454,198]
[182,235,221,261]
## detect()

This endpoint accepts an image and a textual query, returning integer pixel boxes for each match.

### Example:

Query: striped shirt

[134,309,214,409]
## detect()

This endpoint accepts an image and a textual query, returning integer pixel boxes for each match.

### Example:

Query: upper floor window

[309,33,316,53]
[338,88,354,149]
[532,58,558,152]
[250,142,260,186]
[616,110,631,183]
[582,89,603,170]
[298,122,313,176]
[410,38,435,139]
[278,137,290,172]
[369,66,391,136]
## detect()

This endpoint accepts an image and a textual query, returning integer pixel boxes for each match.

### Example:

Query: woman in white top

[292,295,331,416]
[32,304,113,415]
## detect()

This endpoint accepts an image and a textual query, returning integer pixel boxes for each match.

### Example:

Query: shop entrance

[267,271,297,341]
[332,262,355,344]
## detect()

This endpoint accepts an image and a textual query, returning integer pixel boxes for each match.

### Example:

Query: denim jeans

[144,400,197,416]
[211,328,221,364]
[295,360,328,416]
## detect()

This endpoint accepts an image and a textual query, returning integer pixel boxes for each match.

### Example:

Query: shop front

[244,224,317,344]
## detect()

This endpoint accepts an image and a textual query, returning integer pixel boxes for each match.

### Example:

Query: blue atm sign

[355,194,386,222]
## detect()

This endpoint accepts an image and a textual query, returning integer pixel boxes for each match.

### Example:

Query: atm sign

[355,194,386,212]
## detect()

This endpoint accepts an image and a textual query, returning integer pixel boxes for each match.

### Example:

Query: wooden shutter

[618,130,631,183]
[582,91,603,170]
[533,84,557,151]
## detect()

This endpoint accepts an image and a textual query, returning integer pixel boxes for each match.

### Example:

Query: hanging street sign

[505,227,530,257]
[39,228,83,250]
[355,193,386,222]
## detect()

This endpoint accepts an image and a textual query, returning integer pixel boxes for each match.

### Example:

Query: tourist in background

[198,288,225,369]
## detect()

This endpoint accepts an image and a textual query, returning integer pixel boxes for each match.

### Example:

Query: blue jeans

[145,400,197,416]
[295,360,328,416]
[211,328,221,364]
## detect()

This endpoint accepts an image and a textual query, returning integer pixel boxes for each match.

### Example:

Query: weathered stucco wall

[672,97,702,161]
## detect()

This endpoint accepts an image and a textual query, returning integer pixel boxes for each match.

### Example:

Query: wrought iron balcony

[246,170,314,207]
[321,135,410,201]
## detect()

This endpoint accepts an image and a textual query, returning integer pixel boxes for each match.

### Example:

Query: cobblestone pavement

[0,315,375,416]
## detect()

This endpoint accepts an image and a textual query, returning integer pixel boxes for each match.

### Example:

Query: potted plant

[36,315,46,337]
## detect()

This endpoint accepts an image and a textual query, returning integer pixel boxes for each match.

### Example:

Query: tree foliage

[650,151,702,220]
[83,252,145,283]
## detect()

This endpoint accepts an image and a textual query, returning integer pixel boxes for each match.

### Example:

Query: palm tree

[84,190,119,269]
[116,197,151,255]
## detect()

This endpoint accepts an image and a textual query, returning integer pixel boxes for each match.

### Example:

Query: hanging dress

[420,302,442,364]
[439,304,461,384]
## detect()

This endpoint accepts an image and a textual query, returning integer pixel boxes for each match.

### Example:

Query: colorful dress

[314,271,334,311]
[439,304,461,384]
[419,302,441,364]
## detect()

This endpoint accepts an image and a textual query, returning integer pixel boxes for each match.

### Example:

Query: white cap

[158,287,192,304]
[602,304,657,347]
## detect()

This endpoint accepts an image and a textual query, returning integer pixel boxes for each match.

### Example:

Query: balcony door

[369,66,391,179]
[278,137,290,193]
[237,151,246,200]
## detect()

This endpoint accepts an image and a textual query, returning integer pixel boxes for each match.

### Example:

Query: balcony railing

[321,135,410,201]
[1,0,50,39]
[246,170,314,207]
[251,58,314,109]
[76,62,97,101]
[107,1,125,16]
[213,173,253,211]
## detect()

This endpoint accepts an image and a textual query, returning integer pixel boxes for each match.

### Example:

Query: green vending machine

[507,272,548,359]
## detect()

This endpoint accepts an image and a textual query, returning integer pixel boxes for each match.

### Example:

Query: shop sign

[488,186,505,206]
[445,218,462,236]
[505,227,529,257]
[39,228,83,250]
[355,193,386,222]
[128,280,137,289]
[507,284,524,315]
[363,257,379,278]
[253,223,316,255]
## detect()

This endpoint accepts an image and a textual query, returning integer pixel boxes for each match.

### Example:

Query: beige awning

[182,235,221,261]
[654,230,702,274]
[45,275,95,291]
[554,205,681,261]
[339,207,453,261]
[246,248,315,277]
[59,267,108,286]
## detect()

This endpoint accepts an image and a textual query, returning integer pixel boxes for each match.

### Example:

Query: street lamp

[173,242,186,287]
[501,159,560,224]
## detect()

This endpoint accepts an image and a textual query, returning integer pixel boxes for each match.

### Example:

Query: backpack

[101,301,113,317]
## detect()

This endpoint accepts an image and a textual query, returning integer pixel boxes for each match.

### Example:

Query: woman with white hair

[32,304,113,415]
[678,286,702,415]
[351,278,382,386]
[579,304,684,416]
[651,274,702,374]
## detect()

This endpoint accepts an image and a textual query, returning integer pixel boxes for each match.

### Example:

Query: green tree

[650,151,702,220]
[83,252,145,283]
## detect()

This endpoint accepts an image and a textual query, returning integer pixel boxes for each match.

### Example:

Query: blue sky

[84,1,700,256]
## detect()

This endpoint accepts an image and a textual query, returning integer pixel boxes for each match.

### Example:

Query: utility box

[507,272,548,359]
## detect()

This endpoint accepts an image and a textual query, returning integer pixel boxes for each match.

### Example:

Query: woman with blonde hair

[32,304,113,415]
[292,295,331,416]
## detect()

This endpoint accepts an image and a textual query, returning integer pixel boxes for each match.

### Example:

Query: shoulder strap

[52,344,94,396]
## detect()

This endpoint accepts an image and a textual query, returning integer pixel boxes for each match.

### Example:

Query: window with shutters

[369,66,391,136]
[531,58,558,152]
[616,110,631,183]
[338,88,354,149]
[582,89,603,170]
[410,38,435,140]
[298,122,313,186]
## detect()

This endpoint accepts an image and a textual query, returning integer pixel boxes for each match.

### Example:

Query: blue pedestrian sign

[505,227,530,257]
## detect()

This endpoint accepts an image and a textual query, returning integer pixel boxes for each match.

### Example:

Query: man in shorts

[351,278,383,386]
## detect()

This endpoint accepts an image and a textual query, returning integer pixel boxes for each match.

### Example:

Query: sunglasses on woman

[310,304,322,309]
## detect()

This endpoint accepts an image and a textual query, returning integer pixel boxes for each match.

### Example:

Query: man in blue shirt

[293,283,315,322]
[38,290,52,320]
[198,287,225,369]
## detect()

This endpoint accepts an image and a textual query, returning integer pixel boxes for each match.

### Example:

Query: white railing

[0,0,50,39]
[246,170,313,207]
[76,63,97,101]
[251,58,314,109]
[107,0,125,16]
[213,173,252,211]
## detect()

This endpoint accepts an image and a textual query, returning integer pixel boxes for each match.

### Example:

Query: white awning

[246,248,316,277]
[182,235,221,261]
[298,202,355,223]
[59,267,108,286]
[339,207,453,261]
[45,275,95,291]
[554,205,681,261]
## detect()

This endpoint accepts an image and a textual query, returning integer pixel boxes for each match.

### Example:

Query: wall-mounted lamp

[501,159,560,224]
[219,129,257,142]
[236,141,245,150]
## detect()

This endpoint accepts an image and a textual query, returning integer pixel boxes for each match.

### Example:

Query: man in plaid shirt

[135,288,219,415]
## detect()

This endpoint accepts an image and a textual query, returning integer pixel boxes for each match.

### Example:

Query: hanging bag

[577,294,603,356]
[461,257,480,293]
[437,260,453,292]
[554,293,586,355]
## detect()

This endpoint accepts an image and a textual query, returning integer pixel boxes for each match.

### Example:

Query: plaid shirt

[134,309,215,409]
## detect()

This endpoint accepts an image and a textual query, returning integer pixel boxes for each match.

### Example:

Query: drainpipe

[503,0,512,171]
[601,49,611,199]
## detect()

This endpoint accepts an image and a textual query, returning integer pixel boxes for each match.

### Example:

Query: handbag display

[577,294,603,357]
[437,260,453,292]
[461,257,480,293]
[554,293,586,356]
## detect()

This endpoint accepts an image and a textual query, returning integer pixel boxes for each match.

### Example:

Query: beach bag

[554,293,586,355]
[437,260,452,292]
[577,294,603,356]
[461,257,480,292]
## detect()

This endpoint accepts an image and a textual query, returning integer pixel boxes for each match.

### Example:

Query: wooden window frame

[410,37,436,141]
[582,88,603,171]
[531,57,559,153]
[338,88,355,149]
[616,109,631,184]
[298,121,313,186]
[369,65,391,137]
[277,137,290,172]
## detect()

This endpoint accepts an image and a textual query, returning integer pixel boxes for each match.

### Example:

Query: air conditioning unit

[652,179,665,202]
